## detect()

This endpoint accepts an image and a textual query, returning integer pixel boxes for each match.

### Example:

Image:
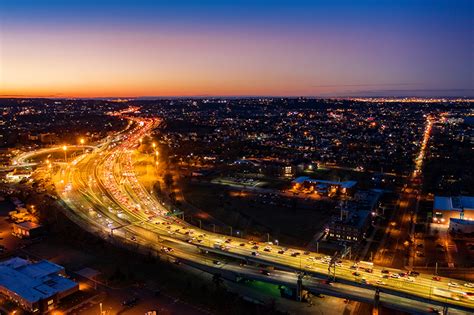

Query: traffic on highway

[37,116,473,312]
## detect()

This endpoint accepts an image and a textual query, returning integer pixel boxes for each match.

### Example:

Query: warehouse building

[0,257,78,313]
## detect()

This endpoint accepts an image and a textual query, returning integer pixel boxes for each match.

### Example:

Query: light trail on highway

[40,116,473,313]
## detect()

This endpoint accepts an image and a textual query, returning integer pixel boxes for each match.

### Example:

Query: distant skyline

[1,0,473,98]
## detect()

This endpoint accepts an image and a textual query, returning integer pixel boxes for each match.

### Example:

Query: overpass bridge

[197,245,473,313]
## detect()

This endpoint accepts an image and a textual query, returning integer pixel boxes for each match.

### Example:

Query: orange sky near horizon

[1,28,352,98]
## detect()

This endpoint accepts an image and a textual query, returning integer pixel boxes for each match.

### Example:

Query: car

[251,251,259,256]
[405,276,415,282]
[365,268,373,273]
[381,269,389,274]
[213,260,221,265]
[448,281,459,287]
[391,274,400,279]
[261,270,271,276]
[376,280,386,285]
[252,245,259,250]
[428,308,441,314]
[278,250,285,254]
[291,252,301,257]
[464,283,474,288]
[264,248,271,252]
[350,265,358,270]
[432,276,441,281]
[352,272,360,276]
[304,251,310,255]
[239,243,245,247]
[409,271,420,277]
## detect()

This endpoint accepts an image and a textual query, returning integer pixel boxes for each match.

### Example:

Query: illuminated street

[33,116,472,313]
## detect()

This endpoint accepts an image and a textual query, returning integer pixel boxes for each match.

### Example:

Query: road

[375,117,433,269]
[26,116,473,313]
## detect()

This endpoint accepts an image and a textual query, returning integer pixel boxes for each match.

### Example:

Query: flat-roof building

[0,257,78,313]
[327,209,371,242]
[292,176,357,197]
[433,196,474,224]
[12,221,44,239]
[449,218,474,234]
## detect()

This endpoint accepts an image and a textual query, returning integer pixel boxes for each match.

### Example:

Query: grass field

[182,182,336,246]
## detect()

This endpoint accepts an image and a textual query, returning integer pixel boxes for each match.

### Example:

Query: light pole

[80,138,85,154]
[62,145,68,162]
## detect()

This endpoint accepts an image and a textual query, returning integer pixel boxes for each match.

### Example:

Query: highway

[28,116,473,313]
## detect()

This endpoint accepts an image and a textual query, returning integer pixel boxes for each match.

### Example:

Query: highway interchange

[21,116,473,313]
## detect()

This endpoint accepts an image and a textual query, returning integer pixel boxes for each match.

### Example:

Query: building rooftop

[332,210,371,229]
[0,257,77,304]
[292,176,357,189]
[450,218,474,225]
[434,196,474,212]
[14,221,42,230]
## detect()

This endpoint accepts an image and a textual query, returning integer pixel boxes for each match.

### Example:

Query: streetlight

[80,138,85,154]
[62,145,68,162]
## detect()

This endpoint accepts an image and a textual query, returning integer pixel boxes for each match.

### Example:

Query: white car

[448,282,459,287]
[464,283,474,288]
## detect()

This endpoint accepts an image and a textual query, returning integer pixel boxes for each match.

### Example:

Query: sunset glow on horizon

[1,0,472,98]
